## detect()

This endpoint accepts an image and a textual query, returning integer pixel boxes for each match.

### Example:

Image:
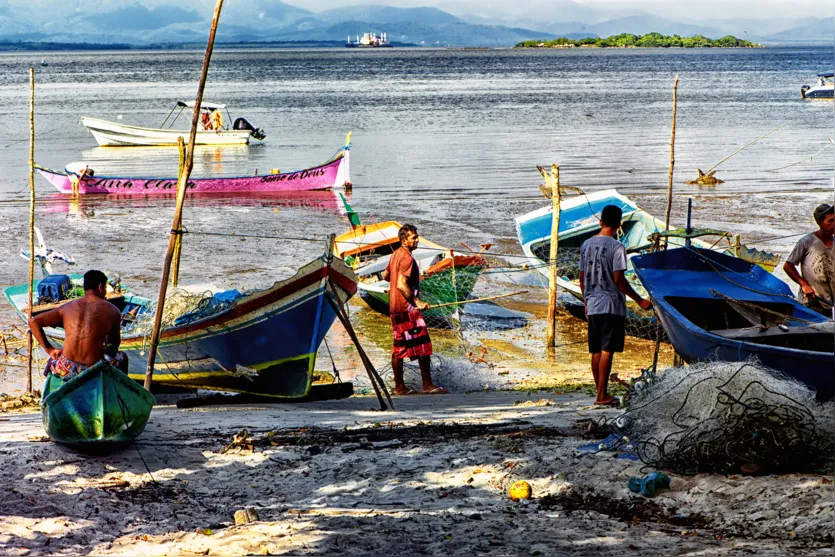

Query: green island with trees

[516,33,759,48]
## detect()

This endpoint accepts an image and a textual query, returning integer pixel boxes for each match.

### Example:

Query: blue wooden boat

[5,251,358,398]
[515,189,781,338]
[632,247,834,400]
[42,361,155,445]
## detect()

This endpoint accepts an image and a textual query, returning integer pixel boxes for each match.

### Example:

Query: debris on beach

[686,169,724,185]
[0,390,40,411]
[627,471,672,497]
[508,480,533,501]
[221,428,254,454]
[617,361,834,474]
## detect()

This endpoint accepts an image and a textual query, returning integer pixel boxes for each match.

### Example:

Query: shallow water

[0,47,832,392]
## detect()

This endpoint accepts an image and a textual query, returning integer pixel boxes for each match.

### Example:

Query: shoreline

[0,391,830,555]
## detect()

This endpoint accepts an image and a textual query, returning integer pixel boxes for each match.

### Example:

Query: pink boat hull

[37,146,351,195]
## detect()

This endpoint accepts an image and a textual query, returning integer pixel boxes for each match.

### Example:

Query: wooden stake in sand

[170,137,186,288]
[145,0,225,391]
[323,234,392,411]
[664,74,679,237]
[26,67,35,393]
[540,164,561,348]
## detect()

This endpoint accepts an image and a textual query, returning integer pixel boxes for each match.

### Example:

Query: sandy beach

[0,391,831,556]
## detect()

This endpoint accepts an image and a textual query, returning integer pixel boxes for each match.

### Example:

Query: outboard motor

[233,117,267,141]
[800,85,810,99]
[65,161,94,178]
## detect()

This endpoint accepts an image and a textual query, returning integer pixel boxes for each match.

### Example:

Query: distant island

[516,33,760,49]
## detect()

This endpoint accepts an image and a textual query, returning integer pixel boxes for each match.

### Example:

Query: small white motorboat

[80,101,267,147]
[801,72,834,99]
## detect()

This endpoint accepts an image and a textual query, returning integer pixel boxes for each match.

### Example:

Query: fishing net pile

[354,354,510,394]
[130,289,244,340]
[616,360,834,474]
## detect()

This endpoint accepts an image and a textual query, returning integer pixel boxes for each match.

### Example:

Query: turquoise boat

[42,361,156,445]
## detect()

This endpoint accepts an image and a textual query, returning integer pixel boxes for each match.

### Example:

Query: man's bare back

[30,272,122,367]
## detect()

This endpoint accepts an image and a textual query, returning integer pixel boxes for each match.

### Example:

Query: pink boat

[35,137,352,195]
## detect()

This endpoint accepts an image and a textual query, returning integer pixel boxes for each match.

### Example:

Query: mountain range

[0,1,830,47]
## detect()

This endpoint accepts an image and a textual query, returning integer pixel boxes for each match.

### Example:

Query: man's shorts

[588,314,626,353]
[391,309,433,361]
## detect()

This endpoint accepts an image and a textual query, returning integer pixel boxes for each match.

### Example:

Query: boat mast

[144,0,225,391]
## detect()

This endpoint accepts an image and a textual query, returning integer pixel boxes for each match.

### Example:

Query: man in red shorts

[382,224,448,395]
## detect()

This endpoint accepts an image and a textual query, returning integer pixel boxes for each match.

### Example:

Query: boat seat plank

[711,322,833,340]
[27,292,125,315]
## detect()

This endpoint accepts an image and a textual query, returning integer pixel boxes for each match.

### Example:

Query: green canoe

[42,361,155,445]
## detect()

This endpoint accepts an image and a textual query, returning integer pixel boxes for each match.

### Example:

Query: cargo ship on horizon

[346,32,393,48]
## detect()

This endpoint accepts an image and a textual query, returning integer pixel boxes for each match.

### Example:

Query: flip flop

[394,388,418,396]
[422,387,448,395]
[593,398,619,407]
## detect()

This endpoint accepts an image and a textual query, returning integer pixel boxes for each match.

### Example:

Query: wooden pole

[26,67,35,393]
[664,74,679,238]
[171,137,186,288]
[144,0,224,392]
[545,164,561,348]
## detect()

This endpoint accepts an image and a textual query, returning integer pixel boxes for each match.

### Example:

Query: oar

[428,290,528,310]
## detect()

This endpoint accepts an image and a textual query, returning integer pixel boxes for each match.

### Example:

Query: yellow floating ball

[508,480,532,501]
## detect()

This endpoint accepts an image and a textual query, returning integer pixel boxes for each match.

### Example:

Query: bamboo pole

[544,164,561,348]
[144,0,224,392]
[664,74,679,237]
[26,67,35,393]
[170,137,186,288]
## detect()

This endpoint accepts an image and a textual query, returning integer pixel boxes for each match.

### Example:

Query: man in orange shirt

[382,224,447,395]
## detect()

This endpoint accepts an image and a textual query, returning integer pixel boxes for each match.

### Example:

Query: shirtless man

[29,270,127,381]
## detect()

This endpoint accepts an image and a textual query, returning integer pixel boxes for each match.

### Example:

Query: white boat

[346,32,393,48]
[80,101,267,147]
[801,73,834,99]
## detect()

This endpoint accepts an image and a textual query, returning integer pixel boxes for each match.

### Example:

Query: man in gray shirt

[783,203,834,316]
[579,205,652,406]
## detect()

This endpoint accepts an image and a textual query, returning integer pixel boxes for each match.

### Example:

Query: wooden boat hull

[81,117,256,146]
[41,361,155,445]
[35,142,351,195]
[6,256,358,398]
[632,248,834,400]
[515,189,781,339]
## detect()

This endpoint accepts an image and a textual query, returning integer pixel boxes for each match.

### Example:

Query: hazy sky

[280,0,830,20]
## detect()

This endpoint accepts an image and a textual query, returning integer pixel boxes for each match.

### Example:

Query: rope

[111,378,158,485]
[764,139,833,172]
[683,245,797,302]
[708,288,818,326]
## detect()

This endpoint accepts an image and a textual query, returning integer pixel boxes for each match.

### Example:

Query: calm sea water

[0,46,832,315]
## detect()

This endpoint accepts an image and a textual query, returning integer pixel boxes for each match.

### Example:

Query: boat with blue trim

[514,189,780,337]
[632,247,834,400]
[801,73,834,99]
[5,249,357,398]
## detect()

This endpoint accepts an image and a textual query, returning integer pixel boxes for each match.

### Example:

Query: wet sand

[0,392,830,556]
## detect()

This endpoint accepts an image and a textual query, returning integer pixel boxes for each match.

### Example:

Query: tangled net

[130,289,243,341]
[616,360,834,475]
